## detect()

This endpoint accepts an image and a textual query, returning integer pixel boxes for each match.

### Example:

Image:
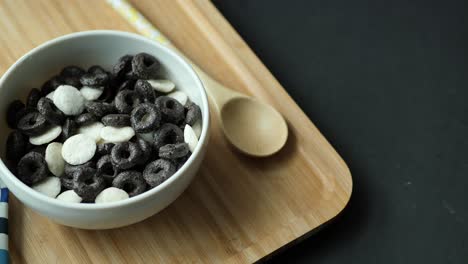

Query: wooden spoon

[107,0,288,156]
[194,67,288,156]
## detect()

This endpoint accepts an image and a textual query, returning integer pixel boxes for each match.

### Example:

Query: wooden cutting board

[0,0,352,263]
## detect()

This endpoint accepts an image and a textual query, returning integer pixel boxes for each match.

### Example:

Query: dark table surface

[213,0,468,263]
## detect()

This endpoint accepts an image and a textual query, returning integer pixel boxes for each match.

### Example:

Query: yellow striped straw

[106,0,171,45]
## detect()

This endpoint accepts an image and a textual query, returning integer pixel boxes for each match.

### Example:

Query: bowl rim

[0,30,210,210]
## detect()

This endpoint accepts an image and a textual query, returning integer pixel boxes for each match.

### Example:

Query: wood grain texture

[0,0,352,263]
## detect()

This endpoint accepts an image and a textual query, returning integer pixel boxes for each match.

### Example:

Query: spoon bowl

[221,97,288,156]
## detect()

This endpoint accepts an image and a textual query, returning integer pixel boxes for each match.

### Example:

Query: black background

[213,0,468,263]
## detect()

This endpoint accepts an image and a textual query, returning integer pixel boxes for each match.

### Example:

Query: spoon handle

[107,0,243,111]
[190,66,244,111]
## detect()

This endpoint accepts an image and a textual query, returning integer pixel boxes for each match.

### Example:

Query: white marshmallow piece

[100,126,135,143]
[45,142,65,177]
[46,91,55,100]
[184,124,199,152]
[80,86,104,101]
[29,125,62,145]
[53,85,85,115]
[78,122,104,142]
[192,120,202,139]
[138,132,154,143]
[62,134,96,165]
[56,190,82,203]
[32,177,61,198]
[167,91,188,105]
[147,79,175,93]
[95,187,129,203]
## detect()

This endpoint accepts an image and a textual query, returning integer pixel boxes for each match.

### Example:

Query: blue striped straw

[0,181,8,264]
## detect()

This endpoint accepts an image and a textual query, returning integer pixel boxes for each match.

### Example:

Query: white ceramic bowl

[0,30,210,229]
